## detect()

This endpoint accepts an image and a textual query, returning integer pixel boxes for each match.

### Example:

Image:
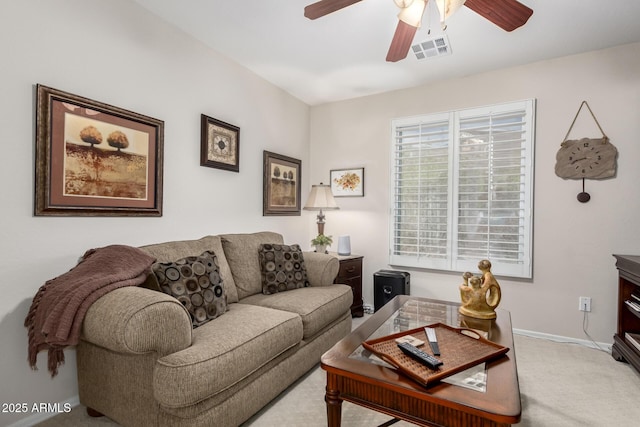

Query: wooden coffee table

[320,296,521,427]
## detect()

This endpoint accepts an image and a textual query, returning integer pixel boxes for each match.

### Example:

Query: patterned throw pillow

[259,243,310,295]
[152,250,226,328]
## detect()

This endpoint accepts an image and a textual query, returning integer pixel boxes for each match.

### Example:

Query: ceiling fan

[304,0,533,62]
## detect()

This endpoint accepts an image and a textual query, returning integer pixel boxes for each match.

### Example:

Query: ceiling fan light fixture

[397,0,427,27]
[394,0,414,8]
[435,0,466,23]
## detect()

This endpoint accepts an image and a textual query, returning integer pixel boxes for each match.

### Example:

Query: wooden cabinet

[612,255,640,371]
[333,254,364,317]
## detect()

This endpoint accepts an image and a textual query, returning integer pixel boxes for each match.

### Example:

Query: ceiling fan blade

[464,0,533,32]
[386,20,418,62]
[304,0,363,20]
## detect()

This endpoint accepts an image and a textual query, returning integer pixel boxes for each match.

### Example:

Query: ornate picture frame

[200,114,240,172]
[35,84,164,216]
[263,151,301,216]
[330,167,364,197]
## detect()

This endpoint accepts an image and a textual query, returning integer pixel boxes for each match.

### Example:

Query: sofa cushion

[153,303,302,408]
[140,235,239,303]
[221,232,284,299]
[258,243,310,294]
[240,284,353,339]
[152,251,227,328]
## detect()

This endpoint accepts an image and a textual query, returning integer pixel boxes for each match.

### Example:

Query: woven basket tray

[362,322,509,387]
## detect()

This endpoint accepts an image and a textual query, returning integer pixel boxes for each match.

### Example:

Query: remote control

[397,342,443,370]
[425,327,440,356]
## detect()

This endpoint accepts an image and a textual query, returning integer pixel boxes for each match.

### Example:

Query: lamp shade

[303,183,339,211]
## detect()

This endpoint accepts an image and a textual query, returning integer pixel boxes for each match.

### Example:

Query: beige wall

[309,41,640,344]
[0,1,310,425]
[2,0,639,424]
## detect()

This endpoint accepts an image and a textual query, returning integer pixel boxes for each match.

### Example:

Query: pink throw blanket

[24,244,156,377]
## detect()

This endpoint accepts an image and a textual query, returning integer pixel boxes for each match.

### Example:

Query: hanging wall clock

[554,101,618,203]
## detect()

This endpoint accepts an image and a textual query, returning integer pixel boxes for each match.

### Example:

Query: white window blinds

[390,100,535,278]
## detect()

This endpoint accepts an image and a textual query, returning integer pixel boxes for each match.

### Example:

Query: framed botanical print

[34,84,164,216]
[330,167,364,197]
[201,114,240,172]
[263,151,301,216]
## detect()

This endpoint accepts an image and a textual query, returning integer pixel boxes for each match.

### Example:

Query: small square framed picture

[201,114,240,172]
[330,168,364,197]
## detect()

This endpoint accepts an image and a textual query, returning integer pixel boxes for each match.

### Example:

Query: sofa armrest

[304,251,340,287]
[81,286,192,356]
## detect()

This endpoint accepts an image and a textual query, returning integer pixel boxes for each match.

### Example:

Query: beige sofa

[77,232,353,427]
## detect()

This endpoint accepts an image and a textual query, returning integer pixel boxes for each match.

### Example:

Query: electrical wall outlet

[579,296,592,312]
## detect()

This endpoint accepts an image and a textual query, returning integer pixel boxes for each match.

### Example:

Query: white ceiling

[132,0,640,106]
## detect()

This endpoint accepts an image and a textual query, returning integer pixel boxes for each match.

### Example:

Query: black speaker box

[373,270,410,312]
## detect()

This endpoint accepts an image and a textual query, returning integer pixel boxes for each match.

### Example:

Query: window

[390,99,535,278]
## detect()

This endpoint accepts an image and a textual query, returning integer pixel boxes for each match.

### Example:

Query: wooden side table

[332,253,364,317]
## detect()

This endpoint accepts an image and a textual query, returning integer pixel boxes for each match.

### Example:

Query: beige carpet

[35,330,640,427]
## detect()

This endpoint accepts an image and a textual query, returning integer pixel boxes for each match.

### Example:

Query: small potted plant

[311,234,333,254]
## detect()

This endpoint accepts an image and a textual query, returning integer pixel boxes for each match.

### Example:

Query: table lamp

[303,183,339,236]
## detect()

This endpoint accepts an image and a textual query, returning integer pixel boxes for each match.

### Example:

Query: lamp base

[316,211,326,235]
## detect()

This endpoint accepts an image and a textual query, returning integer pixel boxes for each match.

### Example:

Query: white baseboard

[513,328,612,353]
[6,396,79,427]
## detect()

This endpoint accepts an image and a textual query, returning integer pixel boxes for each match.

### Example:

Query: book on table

[625,332,640,353]
[625,300,640,312]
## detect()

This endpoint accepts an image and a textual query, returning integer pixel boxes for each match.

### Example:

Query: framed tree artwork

[263,151,301,216]
[34,84,164,216]
[200,114,240,172]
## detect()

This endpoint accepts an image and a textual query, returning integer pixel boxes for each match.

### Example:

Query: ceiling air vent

[411,34,452,60]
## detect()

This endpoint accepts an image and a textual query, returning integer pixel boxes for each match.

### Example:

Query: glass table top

[350,299,492,392]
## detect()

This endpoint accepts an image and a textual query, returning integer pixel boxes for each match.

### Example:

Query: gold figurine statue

[459,260,501,319]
